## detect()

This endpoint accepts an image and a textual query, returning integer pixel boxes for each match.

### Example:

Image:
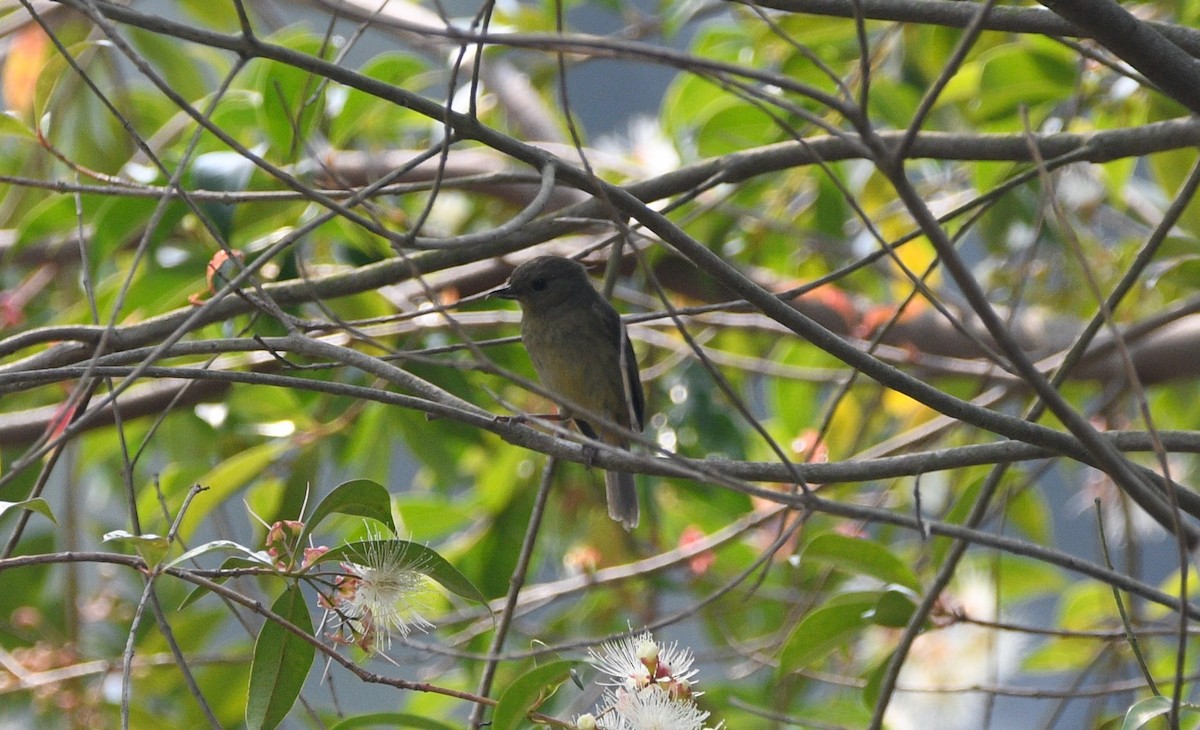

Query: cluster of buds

[576,631,721,730]
[264,520,327,571]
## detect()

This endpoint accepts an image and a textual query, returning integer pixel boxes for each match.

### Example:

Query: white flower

[589,631,699,693]
[598,687,710,730]
[596,116,681,179]
[587,630,720,729]
[330,531,434,652]
[879,572,1025,730]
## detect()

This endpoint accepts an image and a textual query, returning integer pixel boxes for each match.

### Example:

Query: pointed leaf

[778,602,871,675]
[861,651,894,710]
[160,441,288,543]
[178,553,275,610]
[247,584,315,730]
[255,30,326,163]
[328,713,456,730]
[166,540,267,569]
[1122,696,1171,729]
[0,498,56,525]
[492,660,576,730]
[299,479,396,546]
[179,584,213,611]
[1120,697,1200,730]
[103,530,170,568]
[868,589,919,628]
[803,533,921,592]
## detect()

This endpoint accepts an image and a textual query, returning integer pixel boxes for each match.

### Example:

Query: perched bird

[494,256,644,529]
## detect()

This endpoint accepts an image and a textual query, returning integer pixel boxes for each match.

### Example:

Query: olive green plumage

[495,256,644,529]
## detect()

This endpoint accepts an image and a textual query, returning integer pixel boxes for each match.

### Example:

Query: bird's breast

[521,309,628,426]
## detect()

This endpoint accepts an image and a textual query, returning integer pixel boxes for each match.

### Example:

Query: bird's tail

[605,469,639,530]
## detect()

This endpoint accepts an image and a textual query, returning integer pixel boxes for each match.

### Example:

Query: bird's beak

[491,285,518,300]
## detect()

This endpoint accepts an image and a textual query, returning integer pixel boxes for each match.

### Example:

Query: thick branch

[736,0,1200,58]
[1038,0,1200,114]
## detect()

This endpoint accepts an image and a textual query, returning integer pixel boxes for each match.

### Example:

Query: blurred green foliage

[1,1,1199,728]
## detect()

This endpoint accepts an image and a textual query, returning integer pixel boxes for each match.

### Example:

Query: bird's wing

[594,296,644,431]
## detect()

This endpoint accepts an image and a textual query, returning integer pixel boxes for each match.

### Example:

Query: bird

[493,255,644,529]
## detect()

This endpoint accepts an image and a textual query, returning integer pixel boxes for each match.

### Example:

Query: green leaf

[327,52,428,149]
[861,651,894,710]
[1121,696,1171,729]
[102,530,170,568]
[996,554,1067,601]
[1057,581,1117,631]
[778,601,872,675]
[803,533,922,592]
[491,660,576,730]
[254,31,326,163]
[165,539,267,569]
[316,539,485,605]
[394,497,475,542]
[328,714,456,730]
[1022,637,1097,673]
[974,40,1076,125]
[189,150,257,240]
[1004,485,1053,544]
[1150,146,1200,237]
[90,195,187,276]
[1118,696,1200,729]
[865,77,922,129]
[164,441,289,543]
[14,195,77,251]
[178,554,274,610]
[128,26,211,104]
[661,67,731,137]
[0,111,35,138]
[247,584,315,730]
[0,498,56,525]
[298,478,396,546]
[868,589,918,628]
[695,102,777,158]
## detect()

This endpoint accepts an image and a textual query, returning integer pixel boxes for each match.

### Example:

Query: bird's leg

[580,443,598,469]
[494,411,595,466]
[572,417,601,469]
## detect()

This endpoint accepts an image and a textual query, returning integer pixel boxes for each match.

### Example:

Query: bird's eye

[531,278,547,291]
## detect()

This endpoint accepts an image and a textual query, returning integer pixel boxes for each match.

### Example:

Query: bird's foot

[580,443,598,468]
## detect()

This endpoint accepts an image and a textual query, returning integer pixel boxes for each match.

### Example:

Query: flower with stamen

[599,687,711,730]
[586,630,721,730]
[589,631,699,694]
[326,531,433,652]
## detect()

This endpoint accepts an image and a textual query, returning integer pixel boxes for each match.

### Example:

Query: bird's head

[493,256,594,311]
